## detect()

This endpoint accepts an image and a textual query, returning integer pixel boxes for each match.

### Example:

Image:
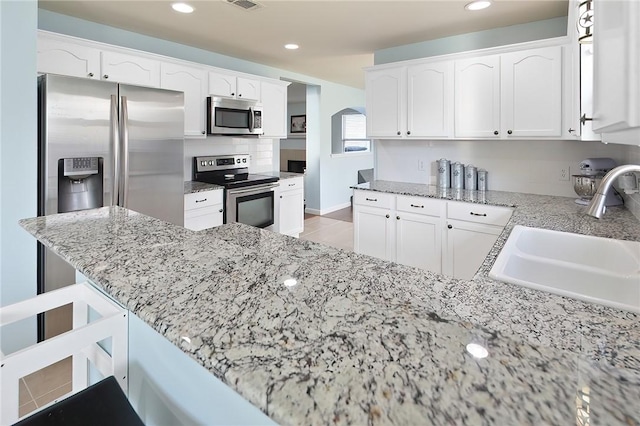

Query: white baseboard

[305,202,352,216]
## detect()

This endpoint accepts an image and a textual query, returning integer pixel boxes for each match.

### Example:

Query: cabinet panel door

[161,62,207,137]
[444,220,501,280]
[396,212,442,273]
[279,188,304,236]
[101,51,160,87]
[593,0,640,136]
[365,68,404,137]
[37,36,100,79]
[261,82,288,137]
[208,71,237,98]
[454,56,500,138]
[502,46,562,137]
[353,206,394,261]
[237,77,261,101]
[407,61,453,138]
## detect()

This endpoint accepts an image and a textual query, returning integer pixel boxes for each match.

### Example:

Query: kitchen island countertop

[19,184,640,425]
[184,181,224,194]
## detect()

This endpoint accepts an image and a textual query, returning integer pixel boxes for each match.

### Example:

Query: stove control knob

[237,159,241,163]
[208,161,213,166]
[242,158,247,163]
[201,161,206,167]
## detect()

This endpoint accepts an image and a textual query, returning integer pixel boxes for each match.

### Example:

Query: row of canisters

[437,158,488,191]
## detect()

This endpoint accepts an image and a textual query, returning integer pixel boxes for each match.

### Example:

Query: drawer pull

[366,198,378,202]
[410,204,424,208]
[219,209,223,212]
[470,212,487,217]
[195,198,207,203]
[288,183,295,186]
[385,214,390,219]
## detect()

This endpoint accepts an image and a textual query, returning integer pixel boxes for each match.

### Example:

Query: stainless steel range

[193,154,279,228]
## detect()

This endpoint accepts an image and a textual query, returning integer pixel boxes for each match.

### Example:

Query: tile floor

[15,207,355,419]
[18,356,72,418]
[299,207,354,251]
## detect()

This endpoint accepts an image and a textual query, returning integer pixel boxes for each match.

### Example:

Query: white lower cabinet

[184,190,223,231]
[353,191,444,273]
[443,202,513,280]
[353,190,513,278]
[275,177,304,237]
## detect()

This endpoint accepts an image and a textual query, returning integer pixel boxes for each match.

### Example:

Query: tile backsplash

[620,145,640,221]
[183,136,275,181]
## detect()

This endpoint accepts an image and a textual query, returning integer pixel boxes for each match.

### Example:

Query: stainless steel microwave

[207,97,263,136]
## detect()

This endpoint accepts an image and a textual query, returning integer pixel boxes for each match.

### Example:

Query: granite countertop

[18,183,640,425]
[265,171,304,181]
[184,181,224,194]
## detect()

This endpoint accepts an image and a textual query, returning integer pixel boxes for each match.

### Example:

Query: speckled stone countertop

[19,183,640,425]
[184,181,223,194]
[265,171,304,180]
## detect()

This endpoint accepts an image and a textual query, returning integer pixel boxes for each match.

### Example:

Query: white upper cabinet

[406,61,454,138]
[501,46,562,138]
[366,63,454,139]
[37,34,100,79]
[160,62,207,138]
[592,0,640,145]
[454,55,501,138]
[365,68,404,137]
[454,46,562,139]
[208,71,261,101]
[261,81,288,138]
[100,51,160,87]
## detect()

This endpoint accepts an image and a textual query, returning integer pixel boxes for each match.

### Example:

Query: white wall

[375,139,625,197]
[0,0,38,353]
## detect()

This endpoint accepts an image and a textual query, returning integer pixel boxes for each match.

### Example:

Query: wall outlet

[559,166,570,181]
[418,160,426,171]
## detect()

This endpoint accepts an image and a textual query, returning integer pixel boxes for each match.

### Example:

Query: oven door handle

[227,183,279,196]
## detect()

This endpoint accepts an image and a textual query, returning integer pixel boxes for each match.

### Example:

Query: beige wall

[280,149,306,172]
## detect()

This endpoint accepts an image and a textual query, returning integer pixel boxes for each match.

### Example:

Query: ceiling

[39,0,569,89]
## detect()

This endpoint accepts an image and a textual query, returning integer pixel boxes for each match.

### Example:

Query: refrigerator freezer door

[38,74,118,338]
[118,85,184,226]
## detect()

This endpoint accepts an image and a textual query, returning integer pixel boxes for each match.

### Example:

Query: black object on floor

[14,376,144,426]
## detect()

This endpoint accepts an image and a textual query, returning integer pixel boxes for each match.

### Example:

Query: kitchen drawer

[396,195,444,217]
[280,177,304,192]
[184,205,223,231]
[353,190,394,209]
[447,202,513,226]
[184,190,223,211]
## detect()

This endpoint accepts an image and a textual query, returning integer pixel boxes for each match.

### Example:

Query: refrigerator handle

[119,96,130,208]
[110,95,120,206]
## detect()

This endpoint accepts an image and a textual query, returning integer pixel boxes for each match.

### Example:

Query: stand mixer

[572,158,624,206]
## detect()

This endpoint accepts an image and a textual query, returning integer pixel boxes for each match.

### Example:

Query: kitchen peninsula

[19,187,640,425]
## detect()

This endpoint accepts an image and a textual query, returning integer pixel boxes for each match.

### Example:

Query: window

[342,114,370,153]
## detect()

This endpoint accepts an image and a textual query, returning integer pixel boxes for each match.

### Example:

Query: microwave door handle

[248,107,254,132]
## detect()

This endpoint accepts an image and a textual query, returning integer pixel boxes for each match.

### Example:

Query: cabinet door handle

[88,72,94,77]
[397,131,401,135]
[407,131,411,135]
[568,128,575,134]
[231,92,235,96]
[396,216,400,220]
[202,130,206,135]
[507,130,513,135]
[447,224,453,229]
[238,93,242,97]
[410,204,424,208]
[493,130,499,135]
[103,74,109,79]
[280,195,283,198]
[195,198,207,203]
[365,198,378,202]
[470,212,487,217]
[219,208,223,212]
[385,214,390,219]
[580,114,593,125]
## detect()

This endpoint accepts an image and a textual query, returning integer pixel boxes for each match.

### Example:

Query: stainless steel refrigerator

[38,74,184,339]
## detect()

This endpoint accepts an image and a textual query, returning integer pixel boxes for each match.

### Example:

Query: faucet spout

[586,164,640,218]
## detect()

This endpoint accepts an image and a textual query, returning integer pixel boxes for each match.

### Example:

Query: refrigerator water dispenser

[58,157,103,213]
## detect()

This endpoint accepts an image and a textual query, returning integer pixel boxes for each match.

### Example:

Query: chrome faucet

[586,164,640,218]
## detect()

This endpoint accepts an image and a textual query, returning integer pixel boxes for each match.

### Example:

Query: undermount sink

[489,225,640,313]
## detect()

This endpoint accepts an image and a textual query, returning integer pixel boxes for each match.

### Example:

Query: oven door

[226,183,278,228]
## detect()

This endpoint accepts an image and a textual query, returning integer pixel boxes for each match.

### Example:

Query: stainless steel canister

[464,164,477,190]
[437,158,451,188]
[477,169,487,191]
[452,162,464,189]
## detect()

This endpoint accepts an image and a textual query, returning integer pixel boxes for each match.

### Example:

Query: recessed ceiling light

[284,44,299,50]
[465,1,492,11]
[172,3,194,13]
